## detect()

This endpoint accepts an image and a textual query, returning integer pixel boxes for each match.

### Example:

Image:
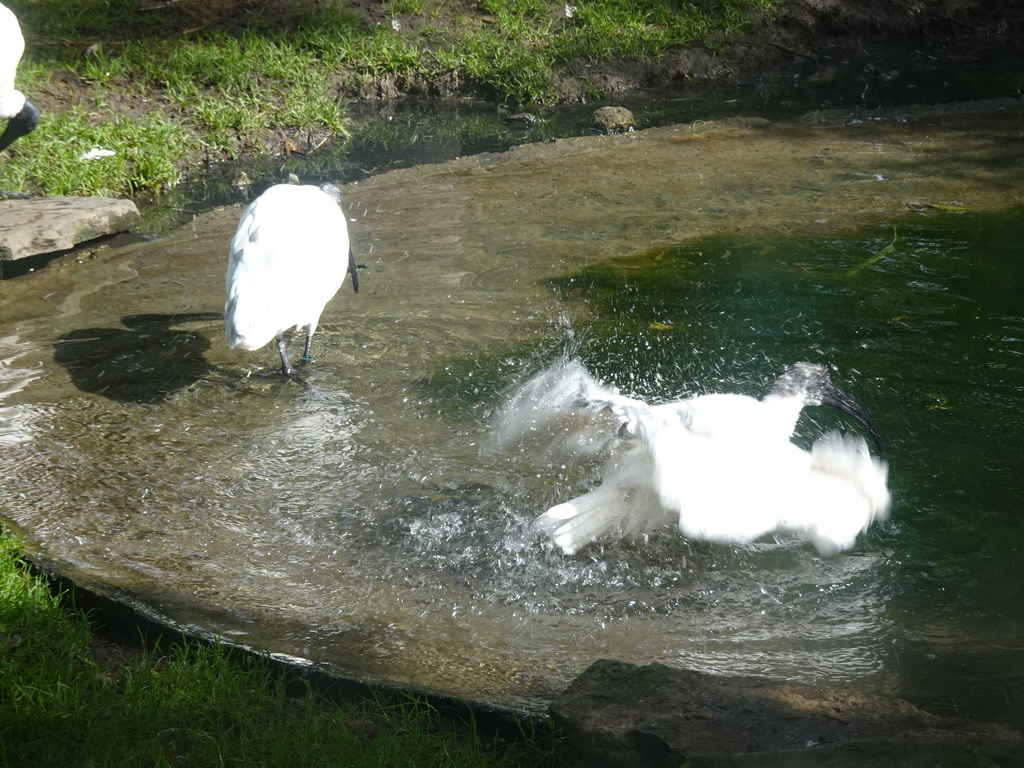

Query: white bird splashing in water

[490,359,890,556]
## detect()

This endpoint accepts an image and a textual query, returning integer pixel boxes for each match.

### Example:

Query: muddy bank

[348,0,1024,103]
[10,0,1022,202]
[552,660,1023,768]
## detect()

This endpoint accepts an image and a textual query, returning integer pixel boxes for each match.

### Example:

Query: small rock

[591,106,636,134]
[805,64,839,85]
[503,112,540,128]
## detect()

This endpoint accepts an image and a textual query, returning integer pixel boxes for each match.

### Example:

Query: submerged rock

[591,106,636,134]
[503,112,541,128]
[551,660,1024,768]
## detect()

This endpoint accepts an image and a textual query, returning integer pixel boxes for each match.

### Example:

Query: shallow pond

[1,106,1023,725]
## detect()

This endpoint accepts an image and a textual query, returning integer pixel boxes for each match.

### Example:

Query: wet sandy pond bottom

[2,106,1024,718]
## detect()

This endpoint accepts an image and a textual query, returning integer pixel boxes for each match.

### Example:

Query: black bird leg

[277,337,294,376]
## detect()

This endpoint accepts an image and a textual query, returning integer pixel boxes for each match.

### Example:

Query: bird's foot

[278,359,312,376]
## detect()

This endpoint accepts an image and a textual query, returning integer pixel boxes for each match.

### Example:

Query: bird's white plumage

[0,2,27,120]
[492,359,890,556]
[225,183,351,372]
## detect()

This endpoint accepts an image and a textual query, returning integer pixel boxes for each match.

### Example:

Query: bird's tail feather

[224,294,246,349]
[802,431,891,554]
[811,431,891,521]
[532,443,674,554]
[534,495,619,556]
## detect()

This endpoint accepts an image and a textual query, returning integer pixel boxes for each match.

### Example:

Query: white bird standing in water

[225,182,359,375]
[1,2,41,196]
[492,359,890,556]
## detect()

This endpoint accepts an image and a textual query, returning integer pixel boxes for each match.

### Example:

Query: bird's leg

[297,326,314,367]
[276,337,294,376]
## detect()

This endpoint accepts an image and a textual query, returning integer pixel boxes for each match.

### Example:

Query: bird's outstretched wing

[487,358,648,460]
[487,359,674,553]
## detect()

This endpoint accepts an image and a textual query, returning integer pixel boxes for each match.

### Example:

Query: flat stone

[551,660,1024,768]
[0,196,141,261]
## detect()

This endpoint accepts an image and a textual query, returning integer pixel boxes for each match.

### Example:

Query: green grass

[0,531,558,768]
[1,107,187,197]
[0,0,780,198]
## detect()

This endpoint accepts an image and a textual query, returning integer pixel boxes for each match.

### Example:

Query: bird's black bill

[821,387,885,452]
[347,247,360,294]
[0,99,40,152]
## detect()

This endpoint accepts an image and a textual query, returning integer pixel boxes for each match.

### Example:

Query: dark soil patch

[547,0,1024,103]
[335,0,1024,102]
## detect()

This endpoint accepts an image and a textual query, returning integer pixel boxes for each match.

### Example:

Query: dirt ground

[551,0,1024,104]
[341,0,1024,102]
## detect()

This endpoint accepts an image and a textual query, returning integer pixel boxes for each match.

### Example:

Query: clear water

[0,113,1022,726]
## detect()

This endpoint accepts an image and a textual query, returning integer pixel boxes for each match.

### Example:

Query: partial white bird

[492,359,890,556]
[225,182,359,375]
[634,360,885,450]
[0,2,40,154]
